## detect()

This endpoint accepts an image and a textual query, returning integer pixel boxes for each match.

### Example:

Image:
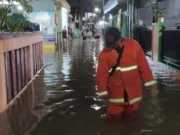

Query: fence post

[158,23,164,62]
[0,41,7,112]
[29,44,34,79]
[152,23,163,61]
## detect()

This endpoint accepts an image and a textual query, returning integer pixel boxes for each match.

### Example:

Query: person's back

[82,30,87,41]
[96,27,157,121]
[62,29,67,38]
[88,30,92,36]
[68,28,73,38]
[95,32,100,39]
[87,30,92,39]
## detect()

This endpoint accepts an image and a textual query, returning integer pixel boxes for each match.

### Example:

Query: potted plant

[148,0,167,23]
[149,5,158,23]
[156,11,166,23]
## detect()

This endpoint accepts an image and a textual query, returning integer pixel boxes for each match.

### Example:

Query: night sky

[67,0,109,17]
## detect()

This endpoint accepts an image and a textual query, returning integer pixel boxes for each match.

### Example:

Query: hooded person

[96,27,157,120]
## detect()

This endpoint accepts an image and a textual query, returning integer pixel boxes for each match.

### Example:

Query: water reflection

[0,72,45,135]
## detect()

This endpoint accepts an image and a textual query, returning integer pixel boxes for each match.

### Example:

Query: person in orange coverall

[96,27,157,120]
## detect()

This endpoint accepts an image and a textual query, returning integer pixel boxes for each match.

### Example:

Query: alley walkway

[1,39,180,135]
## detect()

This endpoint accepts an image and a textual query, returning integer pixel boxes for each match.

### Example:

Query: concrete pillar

[55,2,69,45]
[152,23,159,61]
[55,5,63,45]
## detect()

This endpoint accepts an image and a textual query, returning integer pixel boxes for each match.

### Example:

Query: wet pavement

[1,38,180,135]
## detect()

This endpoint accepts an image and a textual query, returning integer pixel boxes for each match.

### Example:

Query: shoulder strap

[109,46,124,77]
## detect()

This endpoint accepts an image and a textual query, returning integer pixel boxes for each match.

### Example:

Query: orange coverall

[96,38,156,120]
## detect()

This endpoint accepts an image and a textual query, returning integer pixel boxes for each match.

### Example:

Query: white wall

[61,7,68,30]
[29,0,54,10]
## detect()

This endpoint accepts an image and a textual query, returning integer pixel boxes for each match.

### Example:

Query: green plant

[0,0,33,32]
[148,0,167,22]
[5,14,33,32]
[149,5,158,15]
[156,11,166,18]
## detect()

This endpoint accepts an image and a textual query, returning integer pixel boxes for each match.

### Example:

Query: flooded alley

[1,39,180,135]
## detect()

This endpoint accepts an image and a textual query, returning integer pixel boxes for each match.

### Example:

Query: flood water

[1,39,180,135]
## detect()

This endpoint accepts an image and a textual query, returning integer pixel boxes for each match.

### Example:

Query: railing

[0,32,44,112]
[161,30,180,69]
[32,43,43,75]
[134,27,152,56]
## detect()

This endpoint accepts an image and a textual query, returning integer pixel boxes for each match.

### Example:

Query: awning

[145,0,156,7]
[145,0,165,7]
[104,0,119,14]
[104,0,127,15]
[68,14,73,18]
